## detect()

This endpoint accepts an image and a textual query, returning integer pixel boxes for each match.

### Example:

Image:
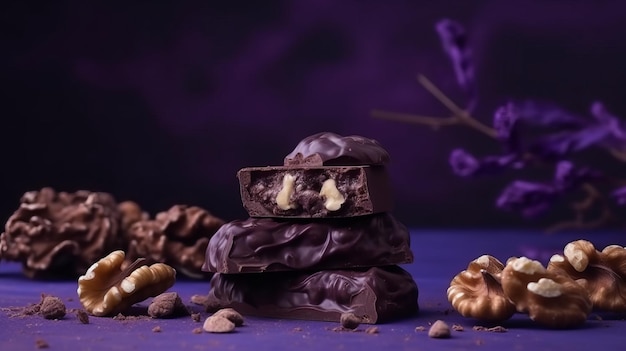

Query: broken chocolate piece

[284,132,390,167]
[238,166,392,218]
[205,266,418,324]
[202,213,413,273]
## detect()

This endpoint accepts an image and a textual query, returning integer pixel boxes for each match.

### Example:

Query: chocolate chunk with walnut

[0,188,123,278]
[125,205,224,279]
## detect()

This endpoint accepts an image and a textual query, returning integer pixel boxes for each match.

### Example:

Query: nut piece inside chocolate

[276,174,297,210]
[77,250,176,316]
[319,179,345,211]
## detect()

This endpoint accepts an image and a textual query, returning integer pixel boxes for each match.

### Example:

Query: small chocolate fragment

[0,187,122,279]
[203,213,412,273]
[284,132,390,167]
[340,313,361,329]
[204,266,418,324]
[76,309,90,324]
[213,308,244,326]
[428,320,451,338]
[40,295,66,320]
[203,316,235,333]
[125,205,224,279]
[148,292,189,318]
[238,166,392,218]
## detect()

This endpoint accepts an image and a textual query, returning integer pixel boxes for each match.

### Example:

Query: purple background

[3,1,626,228]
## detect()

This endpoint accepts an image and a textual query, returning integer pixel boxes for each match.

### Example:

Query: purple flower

[435,18,476,112]
[493,102,521,151]
[449,149,522,177]
[449,149,479,177]
[513,100,586,129]
[496,180,559,218]
[553,161,602,190]
[611,186,626,206]
[529,124,612,159]
[589,101,626,151]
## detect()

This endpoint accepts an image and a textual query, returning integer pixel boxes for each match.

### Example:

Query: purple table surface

[1,229,625,351]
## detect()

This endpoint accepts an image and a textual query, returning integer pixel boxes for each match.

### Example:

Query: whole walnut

[124,205,224,278]
[0,187,124,279]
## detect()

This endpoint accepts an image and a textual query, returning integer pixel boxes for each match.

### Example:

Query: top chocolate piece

[284,132,390,167]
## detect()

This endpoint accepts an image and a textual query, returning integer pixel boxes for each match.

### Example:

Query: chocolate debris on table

[0,187,123,279]
[205,266,418,324]
[203,213,412,273]
[202,132,418,323]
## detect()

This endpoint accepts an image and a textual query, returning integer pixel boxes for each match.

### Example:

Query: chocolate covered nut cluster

[202,132,419,324]
[124,205,224,279]
[0,188,123,278]
[448,254,592,328]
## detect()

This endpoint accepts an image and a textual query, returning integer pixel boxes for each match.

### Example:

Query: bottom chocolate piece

[206,265,419,324]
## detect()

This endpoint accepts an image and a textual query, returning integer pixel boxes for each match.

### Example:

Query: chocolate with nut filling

[205,265,419,324]
[202,213,412,274]
[284,132,390,167]
[238,165,392,218]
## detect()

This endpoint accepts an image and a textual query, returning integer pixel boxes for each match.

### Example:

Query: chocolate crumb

[191,313,201,322]
[292,327,303,332]
[148,292,189,318]
[475,339,485,346]
[340,313,361,330]
[331,326,345,332]
[152,326,162,333]
[452,324,464,331]
[415,326,426,332]
[76,309,90,324]
[473,325,507,333]
[203,316,235,333]
[190,294,209,306]
[35,339,49,349]
[365,326,379,334]
[428,320,451,339]
[67,297,73,302]
[40,295,66,320]
[593,314,603,321]
[192,327,203,334]
[212,308,244,326]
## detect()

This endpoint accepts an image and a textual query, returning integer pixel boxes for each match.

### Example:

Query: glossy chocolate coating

[238,165,392,218]
[202,213,412,273]
[284,132,390,166]
[205,265,419,324]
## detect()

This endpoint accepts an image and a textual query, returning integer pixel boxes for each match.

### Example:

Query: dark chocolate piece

[205,265,419,324]
[238,165,392,218]
[284,132,390,166]
[202,213,413,273]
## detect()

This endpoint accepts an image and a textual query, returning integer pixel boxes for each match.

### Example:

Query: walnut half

[447,255,516,321]
[77,250,176,316]
[501,257,591,328]
[548,240,626,312]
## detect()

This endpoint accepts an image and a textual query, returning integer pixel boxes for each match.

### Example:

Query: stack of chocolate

[202,132,418,324]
